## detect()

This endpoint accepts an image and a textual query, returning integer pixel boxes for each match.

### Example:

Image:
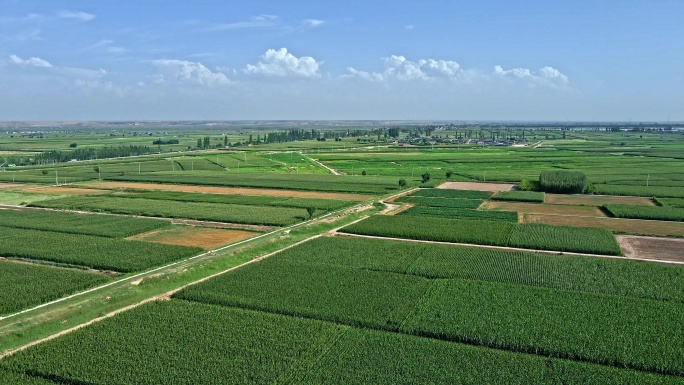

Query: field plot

[410,188,492,199]
[0,260,110,315]
[593,184,684,198]
[82,181,373,201]
[524,214,684,238]
[605,204,684,222]
[395,196,484,209]
[0,208,169,238]
[546,194,655,206]
[30,196,313,227]
[0,226,201,272]
[0,191,60,206]
[22,186,109,195]
[174,236,683,376]
[398,206,518,222]
[341,215,621,255]
[618,235,684,263]
[2,301,676,385]
[491,190,545,203]
[485,201,606,217]
[656,197,684,208]
[438,181,515,191]
[128,226,257,250]
[103,172,403,194]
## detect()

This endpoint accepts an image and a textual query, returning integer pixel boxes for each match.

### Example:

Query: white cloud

[494,65,568,85]
[203,14,278,31]
[244,48,321,78]
[346,55,463,81]
[57,11,95,22]
[152,59,232,86]
[304,19,325,27]
[405,25,414,30]
[9,54,52,68]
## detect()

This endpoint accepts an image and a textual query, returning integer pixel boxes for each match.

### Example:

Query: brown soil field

[81,181,372,201]
[128,226,257,250]
[25,187,109,195]
[524,214,684,237]
[485,201,606,217]
[545,194,655,206]
[617,235,684,263]
[437,181,515,192]
[0,183,24,190]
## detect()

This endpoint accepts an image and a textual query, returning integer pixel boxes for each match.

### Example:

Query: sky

[1,0,683,121]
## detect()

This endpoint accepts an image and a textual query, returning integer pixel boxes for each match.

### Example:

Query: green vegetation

[115,190,353,211]
[0,226,201,272]
[0,260,110,315]
[395,196,484,209]
[398,206,518,222]
[592,184,684,198]
[656,197,684,208]
[539,170,588,193]
[410,188,492,199]
[341,215,621,255]
[604,204,684,222]
[29,195,315,227]
[0,209,169,237]
[492,190,545,203]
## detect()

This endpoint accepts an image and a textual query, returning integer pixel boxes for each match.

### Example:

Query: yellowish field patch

[545,194,655,206]
[24,186,110,195]
[128,225,258,250]
[82,181,372,201]
[485,201,606,217]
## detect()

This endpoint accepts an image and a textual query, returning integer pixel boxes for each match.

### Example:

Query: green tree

[306,207,316,219]
[224,135,228,146]
[197,138,202,149]
[421,172,431,183]
[361,170,367,176]
[445,170,453,179]
[398,179,407,187]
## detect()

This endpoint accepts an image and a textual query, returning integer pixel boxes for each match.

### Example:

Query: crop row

[30,196,313,227]
[115,190,353,211]
[398,206,518,222]
[271,237,683,303]
[395,196,484,209]
[0,226,201,272]
[0,260,110,315]
[410,188,492,199]
[592,184,684,198]
[2,300,676,384]
[655,197,684,208]
[175,240,683,375]
[341,215,621,255]
[604,204,684,222]
[491,190,545,203]
[0,208,168,238]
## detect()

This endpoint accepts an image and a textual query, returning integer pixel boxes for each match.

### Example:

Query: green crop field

[395,196,485,209]
[0,209,169,237]
[398,206,518,222]
[0,260,110,315]
[492,190,545,203]
[29,195,316,226]
[604,204,684,222]
[341,215,621,255]
[0,226,201,272]
[656,197,684,208]
[410,188,492,199]
[114,190,354,211]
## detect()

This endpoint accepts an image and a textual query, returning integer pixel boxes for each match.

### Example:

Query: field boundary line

[333,233,684,265]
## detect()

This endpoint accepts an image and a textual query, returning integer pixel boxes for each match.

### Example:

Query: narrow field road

[301,153,342,175]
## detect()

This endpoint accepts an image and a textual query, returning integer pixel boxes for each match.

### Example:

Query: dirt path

[334,232,684,265]
[304,154,342,175]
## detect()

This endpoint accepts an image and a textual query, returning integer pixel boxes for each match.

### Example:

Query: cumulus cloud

[304,19,325,27]
[152,59,232,86]
[494,65,568,85]
[346,55,463,81]
[244,48,321,78]
[9,54,52,68]
[57,11,95,21]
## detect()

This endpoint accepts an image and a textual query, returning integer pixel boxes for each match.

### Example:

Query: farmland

[340,215,622,255]
[0,260,110,315]
[605,204,684,222]
[492,190,545,203]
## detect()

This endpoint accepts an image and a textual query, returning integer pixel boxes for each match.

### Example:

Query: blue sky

[1,0,682,121]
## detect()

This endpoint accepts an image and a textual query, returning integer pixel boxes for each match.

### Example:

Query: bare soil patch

[82,181,372,201]
[128,226,257,250]
[385,203,413,216]
[0,183,24,190]
[617,235,684,263]
[524,214,684,237]
[25,187,109,195]
[437,181,515,192]
[545,194,655,207]
[485,201,606,217]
